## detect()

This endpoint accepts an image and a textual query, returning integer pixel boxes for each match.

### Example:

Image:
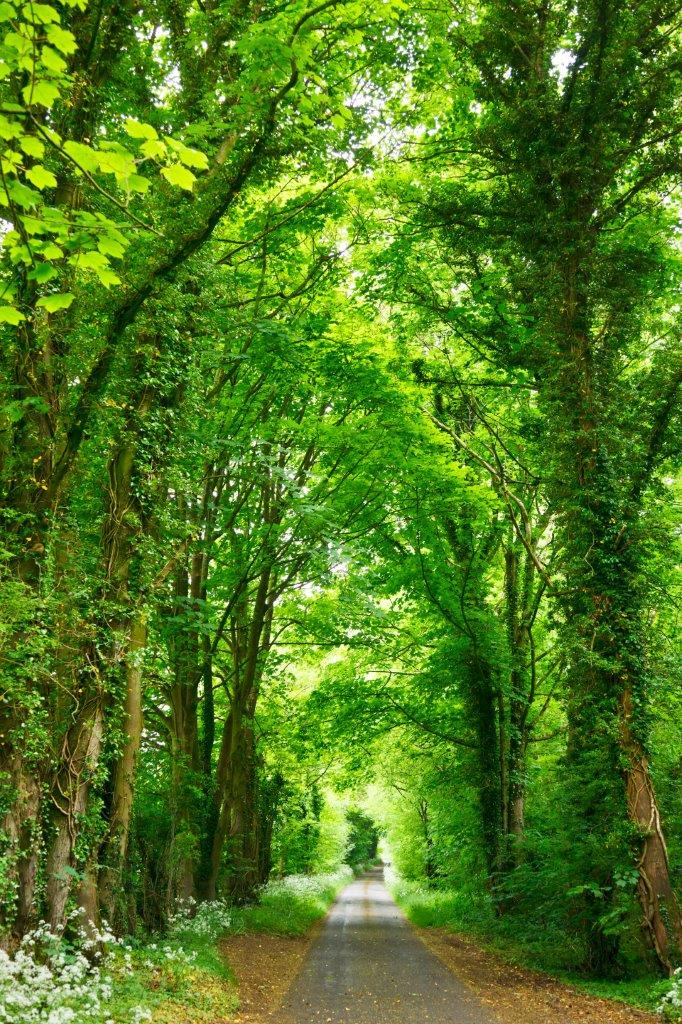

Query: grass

[388,874,678,1020]
[107,942,238,1024]
[231,867,353,937]
[564,976,673,1015]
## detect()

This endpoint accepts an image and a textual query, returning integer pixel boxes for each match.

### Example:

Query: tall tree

[374,0,682,972]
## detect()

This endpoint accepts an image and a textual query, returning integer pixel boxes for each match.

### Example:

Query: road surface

[279,868,497,1024]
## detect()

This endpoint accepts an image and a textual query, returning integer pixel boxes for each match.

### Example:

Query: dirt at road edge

[220,922,322,1023]
[416,927,661,1024]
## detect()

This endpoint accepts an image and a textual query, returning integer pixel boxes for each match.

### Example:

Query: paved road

[279,868,496,1024]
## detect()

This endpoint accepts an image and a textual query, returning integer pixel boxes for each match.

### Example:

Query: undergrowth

[388,872,678,1019]
[1,868,351,1024]
[230,867,353,937]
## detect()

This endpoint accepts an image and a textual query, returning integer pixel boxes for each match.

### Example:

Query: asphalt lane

[279,868,497,1024]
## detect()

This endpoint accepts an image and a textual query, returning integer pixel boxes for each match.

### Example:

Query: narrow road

[279,868,497,1024]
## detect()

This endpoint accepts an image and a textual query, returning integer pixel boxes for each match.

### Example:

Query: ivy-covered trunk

[168,553,203,902]
[554,274,681,973]
[562,488,681,972]
[0,414,60,935]
[45,684,104,929]
[502,542,533,862]
[1,750,42,938]
[98,614,147,926]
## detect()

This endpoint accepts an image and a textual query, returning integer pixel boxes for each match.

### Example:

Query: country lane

[278,868,498,1024]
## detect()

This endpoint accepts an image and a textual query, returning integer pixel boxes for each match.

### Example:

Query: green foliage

[0,1,680,1013]
[232,868,353,937]
[346,810,380,870]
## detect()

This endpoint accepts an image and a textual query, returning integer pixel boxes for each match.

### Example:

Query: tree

[370,0,682,972]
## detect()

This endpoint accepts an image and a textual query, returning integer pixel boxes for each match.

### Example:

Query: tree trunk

[226,722,260,903]
[204,562,274,900]
[257,772,284,885]
[622,697,682,972]
[1,751,42,938]
[555,277,681,973]
[45,693,104,929]
[168,550,203,902]
[418,799,437,882]
[466,652,502,883]
[98,614,147,925]
[503,542,534,865]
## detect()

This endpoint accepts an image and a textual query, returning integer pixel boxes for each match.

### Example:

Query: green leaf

[63,140,100,174]
[97,235,125,259]
[45,22,77,54]
[69,250,109,272]
[0,114,22,140]
[23,80,60,108]
[140,138,166,160]
[97,146,136,178]
[1,151,20,173]
[125,173,150,194]
[21,215,47,235]
[179,146,208,170]
[124,119,158,141]
[94,216,126,245]
[42,126,61,146]
[0,2,16,22]
[39,241,63,259]
[161,163,196,191]
[36,292,74,312]
[28,262,57,283]
[26,3,59,23]
[94,266,120,287]
[8,180,40,208]
[11,243,33,265]
[25,164,57,189]
[0,305,25,324]
[166,138,209,169]
[4,31,31,58]
[69,250,120,287]
[19,135,45,159]
[39,45,67,74]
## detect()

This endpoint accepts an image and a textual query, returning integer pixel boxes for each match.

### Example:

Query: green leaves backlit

[0,0,210,323]
[35,292,74,312]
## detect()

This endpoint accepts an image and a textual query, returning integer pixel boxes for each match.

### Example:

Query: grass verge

[388,874,677,1020]
[107,867,353,1023]
[231,867,353,937]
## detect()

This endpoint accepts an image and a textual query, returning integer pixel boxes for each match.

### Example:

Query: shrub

[659,969,682,1022]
